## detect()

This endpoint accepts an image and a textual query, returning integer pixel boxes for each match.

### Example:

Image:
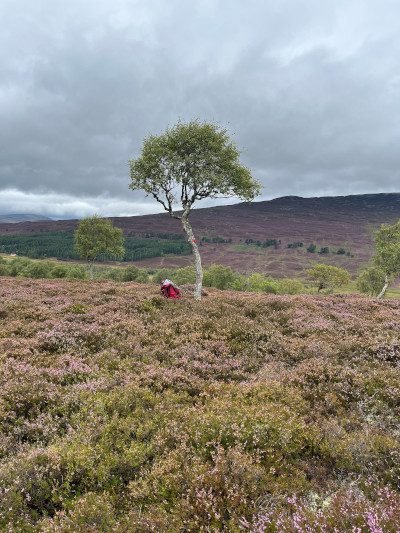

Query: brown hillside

[1,193,399,276]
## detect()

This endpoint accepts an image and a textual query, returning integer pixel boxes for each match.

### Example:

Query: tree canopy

[374,220,400,277]
[372,220,400,298]
[129,121,261,217]
[306,263,351,293]
[356,265,387,296]
[74,216,125,262]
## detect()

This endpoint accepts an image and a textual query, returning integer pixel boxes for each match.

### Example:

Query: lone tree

[306,263,351,293]
[129,121,261,300]
[373,220,400,299]
[74,215,125,278]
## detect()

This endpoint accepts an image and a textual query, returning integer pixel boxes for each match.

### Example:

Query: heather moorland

[2,194,400,277]
[0,277,399,531]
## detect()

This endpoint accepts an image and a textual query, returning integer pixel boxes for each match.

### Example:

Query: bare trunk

[377,274,389,300]
[181,214,203,301]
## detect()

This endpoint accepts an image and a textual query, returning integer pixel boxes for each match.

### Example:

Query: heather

[0,278,400,531]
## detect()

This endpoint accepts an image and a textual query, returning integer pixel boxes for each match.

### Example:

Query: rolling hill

[0,193,399,276]
[0,213,52,223]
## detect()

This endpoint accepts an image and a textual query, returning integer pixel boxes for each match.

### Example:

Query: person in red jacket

[160,279,181,299]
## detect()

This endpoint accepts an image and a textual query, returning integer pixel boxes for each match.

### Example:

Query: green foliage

[124,236,190,261]
[153,268,176,284]
[50,264,70,278]
[307,263,351,293]
[0,260,9,275]
[129,121,261,213]
[8,257,32,276]
[203,264,237,289]
[245,273,278,293]
[41,492,117,532]
[173,266,196,285]
[121,265,140,281]
[307,243,317,253]
[102,268,125,282]
[0,232,77,259]
[74,216,125,262]
[20,261,54,279]
[66,265,88,279]
[319,246,330,254]
[0,232,191,261]
[356,266,387,296]
[374,219,400,276]
[277,278,306,295]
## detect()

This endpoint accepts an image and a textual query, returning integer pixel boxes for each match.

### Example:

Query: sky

[1,0,400,219]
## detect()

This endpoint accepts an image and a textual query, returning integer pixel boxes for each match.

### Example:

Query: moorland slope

[0,278,399,530]
[1,193,400,276]
[0,214,51,223]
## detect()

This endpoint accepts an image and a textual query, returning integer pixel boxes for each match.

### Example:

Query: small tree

[373,220,400,299]
[307,263,351,293]
[356,265,387,297]
[129,121,261,300]
[74,215,125,278]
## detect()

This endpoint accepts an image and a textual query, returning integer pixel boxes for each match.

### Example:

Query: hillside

[0,193,399,276]
[0,278,399,530]
[0,213,52,223]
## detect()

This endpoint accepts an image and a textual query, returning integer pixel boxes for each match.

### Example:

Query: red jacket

[161,281,181,299]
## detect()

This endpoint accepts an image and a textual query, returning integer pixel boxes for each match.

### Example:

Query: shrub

[173,266,196,285]
[134,269,149,283]
[203,264,237,290]
[51,264,70,278]
[0,261,10,276]
[246,273,278,293]
[101,268,124,282]
[307,243,317,253]
[41,492,117,532]
[122,265,140,281]
[356,265,387,296]
[7,257,32,276]
[66,265,87,279]
[153,268,176,284]
[277,278,306,295]
[20,261,53,279]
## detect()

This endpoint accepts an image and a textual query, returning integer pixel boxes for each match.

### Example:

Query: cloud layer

[1,0,400,218]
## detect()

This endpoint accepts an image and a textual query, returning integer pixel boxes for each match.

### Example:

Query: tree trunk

[377,274,389,300]
[181,214,203,301]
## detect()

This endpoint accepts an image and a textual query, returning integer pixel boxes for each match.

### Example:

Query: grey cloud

[1,0,400,218]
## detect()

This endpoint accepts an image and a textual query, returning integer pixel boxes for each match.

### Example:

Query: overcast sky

[1,0,399,219]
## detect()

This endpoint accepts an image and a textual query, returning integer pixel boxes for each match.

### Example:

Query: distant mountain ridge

[0,193,399,276]
[0,214,52,223]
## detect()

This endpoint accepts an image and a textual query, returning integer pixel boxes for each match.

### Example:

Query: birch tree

[129,121,261,300]
[374,220,400,299]
[74,215,125,278]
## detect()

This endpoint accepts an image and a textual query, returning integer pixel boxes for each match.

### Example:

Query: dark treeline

[0,232,191,261]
